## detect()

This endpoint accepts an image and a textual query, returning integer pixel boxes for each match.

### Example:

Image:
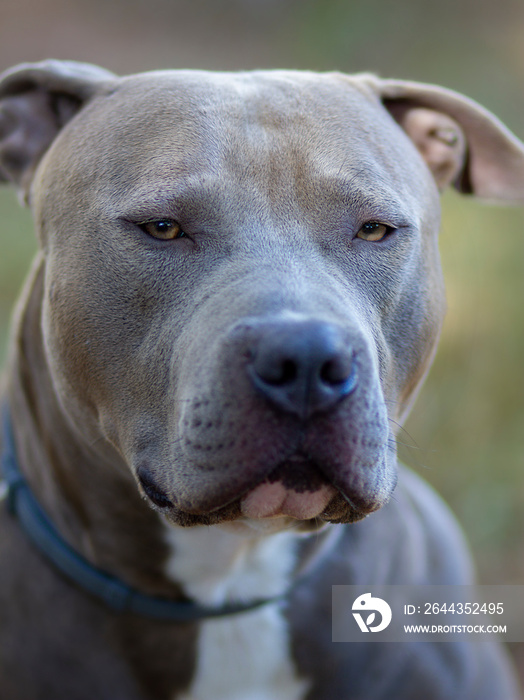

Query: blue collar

[0,409,290,621]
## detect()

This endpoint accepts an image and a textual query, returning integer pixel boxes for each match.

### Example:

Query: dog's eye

[139,220,185,240]
[356,222,391,242]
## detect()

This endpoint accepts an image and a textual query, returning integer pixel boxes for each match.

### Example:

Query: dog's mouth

[239,455,338,521]
[138,453,380,529]
[240,480,336,521]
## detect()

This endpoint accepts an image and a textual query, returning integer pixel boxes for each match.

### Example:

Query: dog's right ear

[0,60,115,204]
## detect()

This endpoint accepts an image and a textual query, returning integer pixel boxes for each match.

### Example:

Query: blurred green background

[1,0,523,676]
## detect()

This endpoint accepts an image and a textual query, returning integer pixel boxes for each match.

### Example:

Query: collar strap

[0,410,289,621]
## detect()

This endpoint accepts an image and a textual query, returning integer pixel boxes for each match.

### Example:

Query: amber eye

[356,222,391,242]
[139,220,184,240]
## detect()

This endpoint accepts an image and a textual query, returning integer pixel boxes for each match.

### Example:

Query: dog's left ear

[359,76,524,203]
[0,60,116,203]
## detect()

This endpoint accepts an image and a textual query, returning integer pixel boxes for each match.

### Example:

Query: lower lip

[240,480,336,520]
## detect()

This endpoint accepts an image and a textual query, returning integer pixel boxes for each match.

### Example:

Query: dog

[0,60,523,700]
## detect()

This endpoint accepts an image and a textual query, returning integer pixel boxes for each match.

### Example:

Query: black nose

[246,319,357,420]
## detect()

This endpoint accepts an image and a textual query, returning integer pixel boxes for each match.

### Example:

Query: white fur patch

[164,522,310,700]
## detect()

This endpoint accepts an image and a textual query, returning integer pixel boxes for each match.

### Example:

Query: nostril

[251,353,299,387]
[320,358,342,385]
[269,358,298,386]
[320,354,357,390]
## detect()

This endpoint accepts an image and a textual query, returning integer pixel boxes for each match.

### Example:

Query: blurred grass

[0,190,35,366]
[1,176,523,582]
[400,192,524,582]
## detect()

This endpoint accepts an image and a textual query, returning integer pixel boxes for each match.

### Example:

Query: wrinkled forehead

[38,70,434,216]
[100,71,410,168]
[113,69,379,139]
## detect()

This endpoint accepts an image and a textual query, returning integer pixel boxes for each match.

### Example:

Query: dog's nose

[246,319,357,420]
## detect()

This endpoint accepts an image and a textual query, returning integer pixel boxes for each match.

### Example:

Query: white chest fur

[164,523,310,700]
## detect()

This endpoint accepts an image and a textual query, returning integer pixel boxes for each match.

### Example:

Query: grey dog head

[1,61,523,528]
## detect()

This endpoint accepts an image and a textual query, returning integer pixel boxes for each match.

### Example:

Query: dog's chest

[164,525,310,700]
